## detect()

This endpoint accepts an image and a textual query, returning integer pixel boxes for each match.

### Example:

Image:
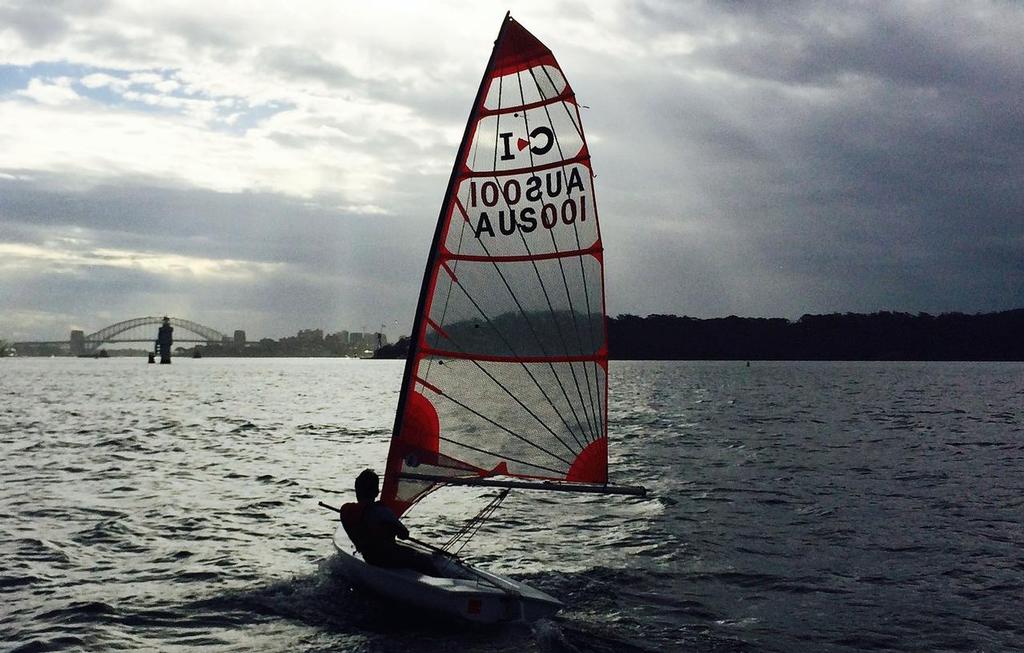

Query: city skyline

[1,1,1022,341]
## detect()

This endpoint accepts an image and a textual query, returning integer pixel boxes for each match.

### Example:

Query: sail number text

[466,167,588,239]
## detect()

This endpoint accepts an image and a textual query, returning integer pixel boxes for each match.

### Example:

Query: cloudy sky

[1,0,1021,342]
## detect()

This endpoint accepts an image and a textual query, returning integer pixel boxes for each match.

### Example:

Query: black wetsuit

[339,501,438,576]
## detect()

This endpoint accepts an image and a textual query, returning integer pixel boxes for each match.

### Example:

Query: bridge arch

[83,316,228,352]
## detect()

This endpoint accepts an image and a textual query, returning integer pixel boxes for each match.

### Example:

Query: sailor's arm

[377,504,410,539]
[394,521,409,540]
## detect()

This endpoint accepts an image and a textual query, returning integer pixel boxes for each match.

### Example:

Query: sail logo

[465,166,588,239]
[498,126,554,161]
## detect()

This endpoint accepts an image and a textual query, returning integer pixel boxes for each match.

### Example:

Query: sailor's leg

[391,544,441,576]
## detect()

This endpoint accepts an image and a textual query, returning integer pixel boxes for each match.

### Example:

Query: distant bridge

[77,316,229,353]
[15,316,236,355]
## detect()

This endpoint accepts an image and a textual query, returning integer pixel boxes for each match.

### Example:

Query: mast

[389,12,513,447]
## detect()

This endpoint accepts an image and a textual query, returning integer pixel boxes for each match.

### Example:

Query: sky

[1,0,1021,342]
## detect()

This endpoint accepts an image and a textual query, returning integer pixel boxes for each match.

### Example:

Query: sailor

[339,469,440,576]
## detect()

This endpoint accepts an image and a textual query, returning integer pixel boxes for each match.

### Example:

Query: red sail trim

[414,208,458,352]
[420,347,603,364]
[442,242,602,263]
[478,89,576,117]
[439,259,458,282]
[425,317,450,340]
[382,14,513,518]
[453,196,472,224]
[492,53,558,78]
[492,19,554,76]
[383,14,623,515]
[461,148,590,178]
[414,376,443,395]
[566,436,607,483]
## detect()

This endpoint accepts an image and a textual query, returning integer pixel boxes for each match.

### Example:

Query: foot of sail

[398,472,647,496]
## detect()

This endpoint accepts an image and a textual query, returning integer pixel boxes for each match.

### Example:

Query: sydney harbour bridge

[15,316,241,355]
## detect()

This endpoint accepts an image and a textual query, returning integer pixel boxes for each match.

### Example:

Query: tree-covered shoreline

[375,309,1024,361]
[9,310,1021,361]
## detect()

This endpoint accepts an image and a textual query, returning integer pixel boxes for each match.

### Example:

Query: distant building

[349,331,371,346]
[234,330,246,345]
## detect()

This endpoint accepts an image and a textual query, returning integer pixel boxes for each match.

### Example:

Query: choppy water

[2,358,1022,652]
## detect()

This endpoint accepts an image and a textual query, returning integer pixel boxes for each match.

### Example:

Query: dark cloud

[576,0,1024,317]
[162,14,246,52]
[2,1,1022,340]
[0,0,108,47]
[0,175,406,268]
[0,175,431,339]
[1,2,69,48]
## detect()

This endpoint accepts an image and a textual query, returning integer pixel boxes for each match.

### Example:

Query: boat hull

[331,526,561,624]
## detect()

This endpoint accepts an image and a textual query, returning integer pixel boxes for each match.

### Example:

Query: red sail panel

[382,15,608,517]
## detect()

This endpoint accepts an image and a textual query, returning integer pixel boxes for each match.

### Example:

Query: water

[2,358,1022,652]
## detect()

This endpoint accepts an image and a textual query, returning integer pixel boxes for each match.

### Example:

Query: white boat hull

[331,526,562,624]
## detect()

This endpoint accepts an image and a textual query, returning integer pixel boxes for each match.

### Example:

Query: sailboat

[328,13,646,624]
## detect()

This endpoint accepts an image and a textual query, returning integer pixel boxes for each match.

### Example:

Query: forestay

[382,15,611,517]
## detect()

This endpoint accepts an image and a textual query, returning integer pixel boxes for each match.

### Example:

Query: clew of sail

[382,15,612,517]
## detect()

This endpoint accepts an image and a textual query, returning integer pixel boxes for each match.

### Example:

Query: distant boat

[327,13,645,623]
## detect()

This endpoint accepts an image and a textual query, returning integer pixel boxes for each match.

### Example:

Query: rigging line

[486,187,592,449]
[468,74,594,449]
[443,489,509,558]
[511,67,598,444]
[528,67,598,368]
[449,210,588,450]
[424,210,469,383]
[423,324,581,457]
[566,97,606,437]
[513,68,598,444]
[439,258,586,456]
[427,103,486,383]
[443,488,506,549]
[522,66,601,443]
[540,64,585,144]
[471,181,592,451]
[465,356,581,458]
[438,432,565,476]
[429,386,572,468]
[439,106,585,452]
[459,169,591,437]
[530,64,603,439]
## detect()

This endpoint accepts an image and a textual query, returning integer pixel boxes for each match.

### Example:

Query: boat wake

[174,557,750,652]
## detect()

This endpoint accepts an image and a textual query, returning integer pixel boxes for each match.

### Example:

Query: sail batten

[382,15,612,517]
[479,91,575,117]
[459,152,590,178]
[444,245,601,263]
